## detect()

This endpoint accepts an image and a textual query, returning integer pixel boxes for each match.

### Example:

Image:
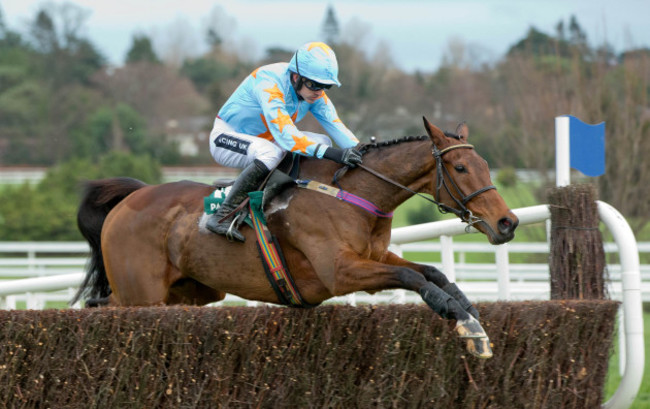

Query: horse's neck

[334,140,435,212]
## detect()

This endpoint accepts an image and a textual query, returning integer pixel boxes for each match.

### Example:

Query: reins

[358,142,496,232]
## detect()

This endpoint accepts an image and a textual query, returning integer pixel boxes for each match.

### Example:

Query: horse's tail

[71,177,147,306]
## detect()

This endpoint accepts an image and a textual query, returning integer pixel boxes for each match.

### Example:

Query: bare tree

[151,17,202,69]
[93,62,209,134]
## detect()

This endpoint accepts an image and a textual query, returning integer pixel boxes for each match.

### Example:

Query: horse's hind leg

[85,297,110,308]
[167,278,226,305]
[103,246,173,306]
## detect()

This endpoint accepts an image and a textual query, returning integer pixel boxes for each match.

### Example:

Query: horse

[73,117,518,359]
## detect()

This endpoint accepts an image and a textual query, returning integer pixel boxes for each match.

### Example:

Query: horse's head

[422,117,518,244]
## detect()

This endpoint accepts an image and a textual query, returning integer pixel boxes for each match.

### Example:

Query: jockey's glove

[323,147,363,167]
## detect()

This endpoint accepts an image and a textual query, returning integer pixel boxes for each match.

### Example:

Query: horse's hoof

[466,337,493,359]
[455,316,488,338]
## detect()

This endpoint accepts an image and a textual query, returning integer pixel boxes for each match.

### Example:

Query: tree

[28,3,105,86]
[507,27,571,59]
[126,34,160,64]
[596,52,650,233]
[321,5,340,44]
[92,62,209,135]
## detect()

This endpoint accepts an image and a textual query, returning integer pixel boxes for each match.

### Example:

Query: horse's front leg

[335,254,492,358]
[382,251,480,319]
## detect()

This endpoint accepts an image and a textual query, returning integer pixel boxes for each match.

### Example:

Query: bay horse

[73,117,518,359]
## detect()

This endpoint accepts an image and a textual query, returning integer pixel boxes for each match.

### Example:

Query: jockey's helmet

[289,42,341,87]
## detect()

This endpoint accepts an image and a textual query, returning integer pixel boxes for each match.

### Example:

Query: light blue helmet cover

[289,42,341,87]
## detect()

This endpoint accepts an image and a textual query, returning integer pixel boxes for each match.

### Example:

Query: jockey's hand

[323,147,363,167]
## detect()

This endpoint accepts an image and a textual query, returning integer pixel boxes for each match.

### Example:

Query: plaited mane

[357,135,429,155]
[357,132,461,155]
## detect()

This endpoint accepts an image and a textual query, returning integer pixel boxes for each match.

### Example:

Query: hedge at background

[0,301,617,408]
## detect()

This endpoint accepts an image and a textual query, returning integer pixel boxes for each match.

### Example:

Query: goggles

[302,78,332,91]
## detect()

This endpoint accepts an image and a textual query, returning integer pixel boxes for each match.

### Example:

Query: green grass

[604,312,650,408]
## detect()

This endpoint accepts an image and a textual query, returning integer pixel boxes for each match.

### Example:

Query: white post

[555,116,571,187]
[495,244,510,299]
[389,244,406,303]
[618,310,626,376]
[440,235,456,282]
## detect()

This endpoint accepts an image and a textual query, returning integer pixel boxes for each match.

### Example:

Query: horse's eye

[454,164,467,173]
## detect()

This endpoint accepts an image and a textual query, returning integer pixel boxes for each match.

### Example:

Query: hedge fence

[0,301,618,408]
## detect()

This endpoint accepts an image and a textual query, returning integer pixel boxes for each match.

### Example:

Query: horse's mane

[357,135,429,155]
[357,131,462,155]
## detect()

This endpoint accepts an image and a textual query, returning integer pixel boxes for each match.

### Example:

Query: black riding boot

[206,160,270,242]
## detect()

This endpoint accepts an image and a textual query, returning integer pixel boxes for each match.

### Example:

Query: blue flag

[566,115,605,177]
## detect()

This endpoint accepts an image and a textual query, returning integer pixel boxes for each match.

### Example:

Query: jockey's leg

[206,159,270,242]
[207,119,281,242]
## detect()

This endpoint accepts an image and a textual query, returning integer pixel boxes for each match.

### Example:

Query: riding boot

[206,159,270,242]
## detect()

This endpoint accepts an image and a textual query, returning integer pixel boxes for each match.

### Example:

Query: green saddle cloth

[203,189,265,228]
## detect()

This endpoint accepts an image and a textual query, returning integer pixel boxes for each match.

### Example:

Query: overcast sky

[3,0,650,72]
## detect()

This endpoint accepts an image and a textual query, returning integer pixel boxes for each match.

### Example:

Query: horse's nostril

[498,217,515,234]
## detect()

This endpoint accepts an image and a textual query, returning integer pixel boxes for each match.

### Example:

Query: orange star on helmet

[307,42,333,54]
[291,134,315,153]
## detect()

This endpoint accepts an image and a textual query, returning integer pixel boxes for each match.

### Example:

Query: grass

[604,312,650,408]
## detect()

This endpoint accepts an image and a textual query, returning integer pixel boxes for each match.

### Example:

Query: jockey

[207,41,363,242]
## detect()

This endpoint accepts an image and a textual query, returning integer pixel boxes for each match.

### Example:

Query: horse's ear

[422,116,446,145]
[455,122,469,140]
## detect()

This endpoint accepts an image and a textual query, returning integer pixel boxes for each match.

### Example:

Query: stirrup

[225,218,238,242]
[225,212,246,242]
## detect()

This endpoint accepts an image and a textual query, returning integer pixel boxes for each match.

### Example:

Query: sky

[2,0,650,72]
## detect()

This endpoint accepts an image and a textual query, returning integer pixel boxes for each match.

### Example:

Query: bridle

[357,140,496,232]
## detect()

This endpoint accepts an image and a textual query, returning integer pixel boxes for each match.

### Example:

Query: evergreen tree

[126,34,160,64]
[321,5,340,44]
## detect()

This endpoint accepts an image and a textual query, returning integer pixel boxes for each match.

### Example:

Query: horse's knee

[419,282,469,321]
[421,265,450,287]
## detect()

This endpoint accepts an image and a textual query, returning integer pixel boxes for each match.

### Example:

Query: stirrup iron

[225,211,246,242]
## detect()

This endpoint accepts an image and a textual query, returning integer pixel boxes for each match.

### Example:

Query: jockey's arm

[310,94,360,149]
[255,79,328,158]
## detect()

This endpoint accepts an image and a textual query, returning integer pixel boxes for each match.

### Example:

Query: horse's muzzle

[498,216,518,236]
[485,215,518,245]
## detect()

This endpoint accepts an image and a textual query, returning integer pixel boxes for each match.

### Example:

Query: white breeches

[209,117,332,170]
